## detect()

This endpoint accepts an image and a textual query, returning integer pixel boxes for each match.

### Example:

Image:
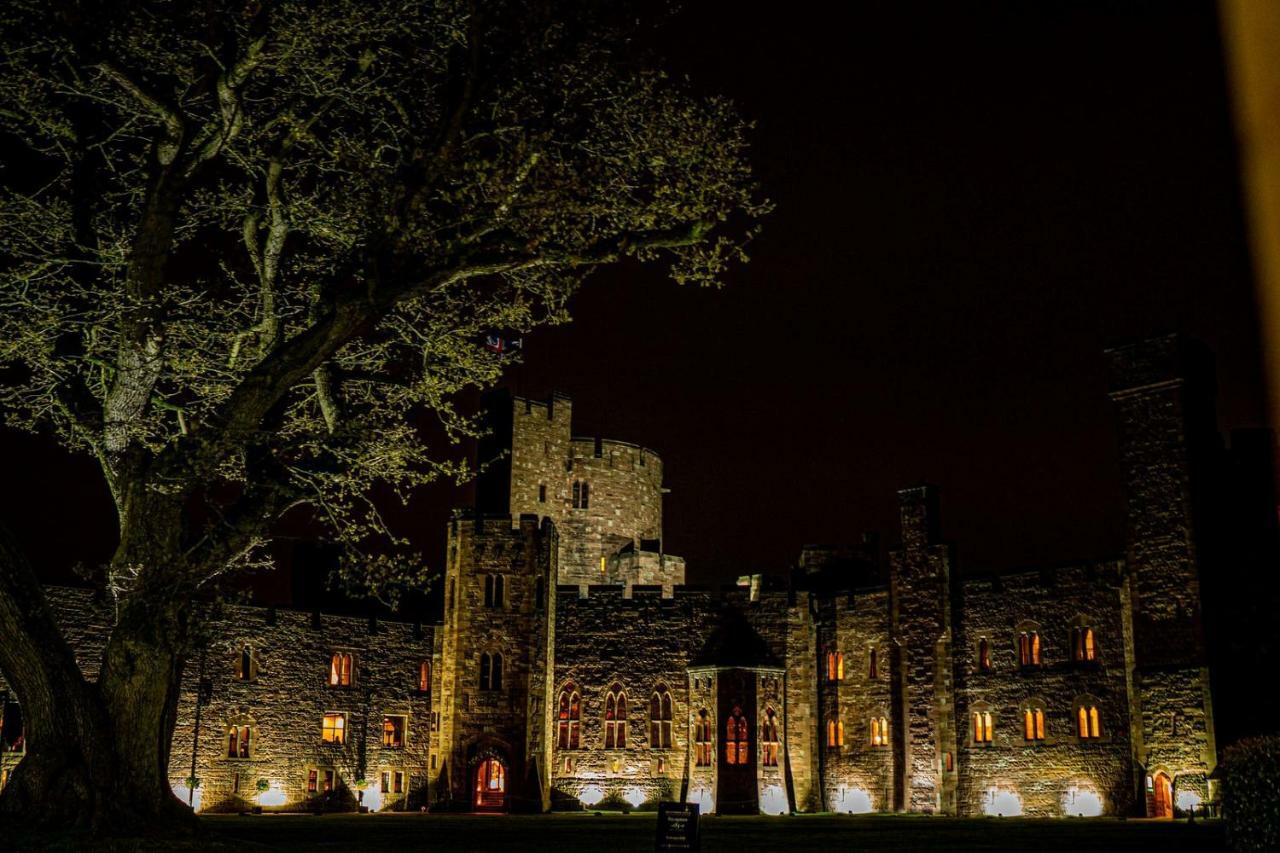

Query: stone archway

[1152,771,1173,819]
[474,757,507,811]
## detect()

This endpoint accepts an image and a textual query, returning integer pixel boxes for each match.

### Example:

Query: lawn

[3,812,1227,852]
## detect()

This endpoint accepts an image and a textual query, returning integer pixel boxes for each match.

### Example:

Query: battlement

[960,559,1126,595]
[449,509,552,538]
[513,390,573,421]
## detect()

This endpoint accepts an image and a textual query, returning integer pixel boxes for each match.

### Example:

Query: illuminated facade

[0,335,1220,817]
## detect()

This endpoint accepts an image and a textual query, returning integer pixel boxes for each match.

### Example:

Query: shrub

[1222,736,1280,852]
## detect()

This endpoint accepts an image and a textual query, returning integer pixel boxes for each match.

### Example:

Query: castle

[0,335,1225,818]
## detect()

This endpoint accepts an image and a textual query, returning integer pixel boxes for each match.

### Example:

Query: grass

[2,813,1228,852]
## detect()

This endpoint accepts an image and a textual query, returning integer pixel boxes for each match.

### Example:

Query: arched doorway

[474,758,506,811]
[1152,772,1173,818]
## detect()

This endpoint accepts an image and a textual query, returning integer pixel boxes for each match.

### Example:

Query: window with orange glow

[329,652,354,686]
[557,685,581,750]
[321,712,346,744]
[1023,707,1045,741]
[725,706,749,764]
[973,710,993,743]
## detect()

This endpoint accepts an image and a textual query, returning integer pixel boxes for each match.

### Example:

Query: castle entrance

[474,758,506,811]
[1151,772,1173,818]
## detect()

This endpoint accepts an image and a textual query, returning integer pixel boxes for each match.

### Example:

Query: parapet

[1105,333,1215,398]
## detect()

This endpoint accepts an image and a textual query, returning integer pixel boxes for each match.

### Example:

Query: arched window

[761,708,780,766]
[480,652,503,690]
[329,652,354,686]
[868,646,878,679]
[1076,701,1102,739]
[825,650,844,682]
[237,646,256,681]
[870,716,889,747]
[604,684,628,748]
[973,709,993,743]
[977,637,992,672]
[1023,706,1046,741]
[725,706,749,764]
[695,710,713,766]
[226,722,253,758]
[650,686,673,748]
[418,660,430,693]
[1072,625,1098,663]
[484,574,505,608]
[1018,627,1042,667]
[826,718,845,748]
[557,685,582,749]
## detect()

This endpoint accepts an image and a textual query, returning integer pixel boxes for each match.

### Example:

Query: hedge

[1221,735,1280,852]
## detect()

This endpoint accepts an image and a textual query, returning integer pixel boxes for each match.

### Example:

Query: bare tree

[0,0,763,833]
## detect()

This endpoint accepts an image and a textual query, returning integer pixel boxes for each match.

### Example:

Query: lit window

[307,769,318,794]
[604,684,628,749]
[321,712,347,744]
[417,661,430,693]
[226,724,252,759]
[480,652,503,690]
[695,710,713,766]
[1072,626,1098,663]
[650,686,674,749]
[725,706,749,764]
[1023,707,1046,741]
[557,685,582,749]
[870,716,889,747]
[1077,704,1102,739]
[382,715,406,749]
[329,652,354,686]
[826,650,845,682]
[826,718,845,748]
[973,710,993,743]
[1018,631,1041,667]
[978,638,992,672]
[762,709,780,766]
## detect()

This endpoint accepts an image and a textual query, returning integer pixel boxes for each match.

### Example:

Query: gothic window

[761,708,780,766]
[237,645,256,681]
[321,712,347,744]
[972,709,993,744]
[868,646,878,679]
[826,650,844,681]
[417,660,430,693]
[557,685,582,750]
[826,718,845,748]
[1023,706,1046,741]
[695,710,713,766]
[604,684,628,748]
[1076,700,1102,739]
[870,716,889,747]
[1017,627,1042,667]
[480,653,503,690]
[977,637,992,671]
[382,715,406,748]
[650,686,674,748]
[328,652,354,686]
[484,574,505,608]
[1071,625,1098,664]
[226,723,253,759]
[725,706,749,764]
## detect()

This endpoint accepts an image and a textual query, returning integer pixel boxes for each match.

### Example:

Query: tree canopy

[0,0,764,603]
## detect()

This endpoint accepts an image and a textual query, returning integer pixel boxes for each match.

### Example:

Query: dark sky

[1,1,1269,599]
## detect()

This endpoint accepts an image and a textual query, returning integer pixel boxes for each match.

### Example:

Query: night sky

[1,2,1268,601]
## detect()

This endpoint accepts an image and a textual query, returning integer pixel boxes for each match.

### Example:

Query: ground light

[983,787,1023,817]
[1063,786,1103,817]
[578,784,604,807]
[760,785,787,815]
[833,786,873,814]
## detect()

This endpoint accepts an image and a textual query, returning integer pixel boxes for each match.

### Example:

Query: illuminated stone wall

[953,563,1135,817]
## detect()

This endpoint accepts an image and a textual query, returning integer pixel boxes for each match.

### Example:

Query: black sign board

[656,801,700,852]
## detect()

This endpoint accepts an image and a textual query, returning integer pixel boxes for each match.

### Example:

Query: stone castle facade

[0,335,1221,818]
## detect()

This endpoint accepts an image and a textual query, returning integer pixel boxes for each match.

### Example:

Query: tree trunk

[0,524,197,837]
